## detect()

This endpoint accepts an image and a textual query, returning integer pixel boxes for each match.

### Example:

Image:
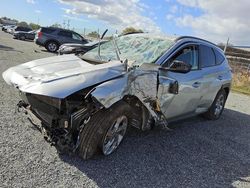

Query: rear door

[158,44,204,119]
[196,45,224,109]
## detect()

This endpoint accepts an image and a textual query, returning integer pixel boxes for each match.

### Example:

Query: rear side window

[213,49,225,65]
[41,28,56,34]
[58,31,72,38]
[72,33,82,40]
[199,45,216,68]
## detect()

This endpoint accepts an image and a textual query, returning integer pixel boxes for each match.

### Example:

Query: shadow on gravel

[60,108,250,188]
[0,44,23,53]
[13,38,34,42]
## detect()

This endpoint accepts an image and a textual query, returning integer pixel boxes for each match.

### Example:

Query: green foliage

[50,23,62,28]
[87,31,100,38]
[18,21,29,27]
[122,27,143,35]
[29,23,40,30]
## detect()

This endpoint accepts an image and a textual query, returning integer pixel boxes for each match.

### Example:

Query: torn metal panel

[91,63,162,120]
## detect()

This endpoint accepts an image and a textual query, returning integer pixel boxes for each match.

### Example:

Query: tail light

[37,31,42,38]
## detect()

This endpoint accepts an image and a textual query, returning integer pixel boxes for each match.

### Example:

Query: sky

[0,0,250,45]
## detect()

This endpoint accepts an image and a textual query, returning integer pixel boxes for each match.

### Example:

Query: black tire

[202,89,227,120]
[77,101,132,160]
[45,41,59,52]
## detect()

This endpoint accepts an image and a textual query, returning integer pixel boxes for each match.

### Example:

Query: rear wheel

[77,101,131,159]
[45,41,59,52]
[202,90,227,120]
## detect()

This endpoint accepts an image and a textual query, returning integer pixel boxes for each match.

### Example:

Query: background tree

[50,23,62,28]
[87,31,100,38]
[0,17,18,25]
[18,21,29,28]
[122,27,143,35]
[29,23,40,30]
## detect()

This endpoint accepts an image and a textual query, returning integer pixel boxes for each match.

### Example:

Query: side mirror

[161,60,192,73]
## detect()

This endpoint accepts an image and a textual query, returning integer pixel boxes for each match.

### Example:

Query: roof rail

[175,36,217,47]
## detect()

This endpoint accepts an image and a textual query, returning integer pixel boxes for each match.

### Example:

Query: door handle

[192,82,201,88]
[217,75,223,80]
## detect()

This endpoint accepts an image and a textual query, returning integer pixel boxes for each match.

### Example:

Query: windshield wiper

[98,29,108,61]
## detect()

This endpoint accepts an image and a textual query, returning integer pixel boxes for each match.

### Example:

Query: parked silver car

[58,40,108,55]
[2,34,232,159]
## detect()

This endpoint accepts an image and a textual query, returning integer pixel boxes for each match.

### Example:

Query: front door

[158,45,203,119]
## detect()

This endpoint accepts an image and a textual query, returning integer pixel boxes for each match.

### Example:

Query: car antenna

[98,29,108,61]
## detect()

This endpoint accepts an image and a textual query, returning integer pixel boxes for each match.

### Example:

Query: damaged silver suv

[2,33,232,159]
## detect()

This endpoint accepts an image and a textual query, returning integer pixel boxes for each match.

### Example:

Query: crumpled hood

[2,54,125,98]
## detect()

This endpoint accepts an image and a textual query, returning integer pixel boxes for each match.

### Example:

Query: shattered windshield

[82,34,174,65]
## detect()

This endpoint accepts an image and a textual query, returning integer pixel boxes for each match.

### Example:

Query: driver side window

[164,45,198,70]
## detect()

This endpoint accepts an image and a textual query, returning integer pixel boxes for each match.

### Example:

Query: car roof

[175,36,217,47]
[42,27,75,33]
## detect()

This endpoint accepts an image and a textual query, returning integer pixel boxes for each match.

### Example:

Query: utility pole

[224,37,230,53]
[67,19,70,30]
[63,20,66,28]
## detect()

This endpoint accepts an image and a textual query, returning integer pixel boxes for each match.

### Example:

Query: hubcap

[102,115,128,155]
[48,43,57,52]
[214,94,225,117]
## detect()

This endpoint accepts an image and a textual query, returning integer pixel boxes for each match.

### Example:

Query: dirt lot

[0,30,250,188]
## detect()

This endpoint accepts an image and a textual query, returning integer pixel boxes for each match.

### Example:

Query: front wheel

[77,101,132,159]
[202,90,227,120]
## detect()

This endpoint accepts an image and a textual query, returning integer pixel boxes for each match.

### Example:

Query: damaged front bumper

[16,100,75,152]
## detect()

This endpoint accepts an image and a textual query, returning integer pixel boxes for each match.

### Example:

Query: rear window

[16,27,31,31]
[41,27,56,34]
[213,49,225,65]
[199,45,216,68]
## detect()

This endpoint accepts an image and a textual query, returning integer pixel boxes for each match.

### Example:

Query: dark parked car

[35,27,88,52]
[13,30,36,40]
[10,26,32,34]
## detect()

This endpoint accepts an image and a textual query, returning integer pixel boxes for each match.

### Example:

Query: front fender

[91,67,161,121]
[91,76,128,108]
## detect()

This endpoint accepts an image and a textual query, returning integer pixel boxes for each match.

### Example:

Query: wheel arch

[221,83,231,98]
[89,78,155,131]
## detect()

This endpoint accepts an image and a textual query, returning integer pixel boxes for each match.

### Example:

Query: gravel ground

[0,30,250,188]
